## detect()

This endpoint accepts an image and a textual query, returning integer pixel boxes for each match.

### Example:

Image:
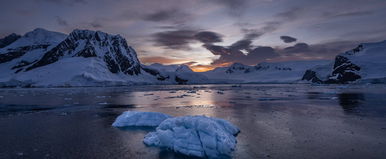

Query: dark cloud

[55,16,68,26]
[194,31,223,43]
[228,31,263,52]
[152,30,197,50]
[203,36,280,65]
[152,30,223,50]
[247,46,278,60]
[280,40,359,59]
[143,9,191,24]
[230,39,253,51]
[280,36,297,43]
[182,61,197,66]
[202,33,359,66]
[283,43,310,53]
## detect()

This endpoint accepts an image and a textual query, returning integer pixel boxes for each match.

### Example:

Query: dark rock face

[302,70,323,83]
[12,60,35,70]
[104,54,120,73]
[327,55,361,83]
[302,45,364,84]
[26,30,141,75]
[142,67,169,81]
[226,63,293,74]
[175,76,188,84]
[0,33,21,48]
[226,63,249,73]
[0,45,49,64]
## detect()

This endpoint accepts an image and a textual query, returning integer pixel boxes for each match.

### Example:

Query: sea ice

[112,111,172,127]
[143,115,240,158]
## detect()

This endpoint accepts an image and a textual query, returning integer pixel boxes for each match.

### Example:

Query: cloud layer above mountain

[1,0,386,69]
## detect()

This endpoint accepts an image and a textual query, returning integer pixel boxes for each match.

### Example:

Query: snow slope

[0,28,67,82]
[303,40,386,84]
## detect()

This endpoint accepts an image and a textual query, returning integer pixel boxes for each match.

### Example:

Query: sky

[1,0,386,71]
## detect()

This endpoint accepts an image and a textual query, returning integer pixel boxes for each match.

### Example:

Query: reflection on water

[1,84,386,159]
[338,93,365,113]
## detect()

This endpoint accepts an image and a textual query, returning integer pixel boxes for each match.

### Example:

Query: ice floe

[112,111,172,127]
[143,115,239,158]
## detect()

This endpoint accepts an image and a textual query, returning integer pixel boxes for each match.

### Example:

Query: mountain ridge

[1,28,385,87]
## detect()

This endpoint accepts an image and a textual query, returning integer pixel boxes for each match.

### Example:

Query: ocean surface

[0,84,386,159]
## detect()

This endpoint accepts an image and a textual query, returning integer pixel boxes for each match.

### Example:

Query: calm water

[0,84,386,159]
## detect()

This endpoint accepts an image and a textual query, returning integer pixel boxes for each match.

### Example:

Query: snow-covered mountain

[1,28,385,87]
[200,61,329,83]
[0,28,211,87]
[302,40,386,84]
[142,63,209,84]
[0,29,160,87]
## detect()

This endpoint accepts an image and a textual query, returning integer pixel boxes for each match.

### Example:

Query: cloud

[203,42,279,65]
[194,31,223,43]
[89,21,103,28]
[152,29,197,50]
[140,56,187,64]
[237,7,303,38]
[143,9,191,24]
[283,43,309,53]
[182,61,197,66]
[152,30,223,50]
[280,36,297,43]
[324,10,374,19]
[279,40,359,59]
[55,16,68,26]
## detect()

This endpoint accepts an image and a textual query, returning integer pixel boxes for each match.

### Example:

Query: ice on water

[143,115,240,158]
[112,111,172,127]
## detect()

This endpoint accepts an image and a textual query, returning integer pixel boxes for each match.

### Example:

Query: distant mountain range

[0,28,385,87]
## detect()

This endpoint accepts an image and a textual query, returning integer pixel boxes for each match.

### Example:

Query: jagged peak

[68,29,125,42]
[2,28,66,49]
[1,33,20,39]
[229,63,249,69]
[176,64,193,73]
[25,28,65,38]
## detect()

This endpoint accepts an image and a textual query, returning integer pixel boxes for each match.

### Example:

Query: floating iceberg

[112,111,172,127]
[143,115,240,158]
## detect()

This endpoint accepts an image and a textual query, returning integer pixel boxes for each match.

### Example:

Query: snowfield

[112,111,172,127]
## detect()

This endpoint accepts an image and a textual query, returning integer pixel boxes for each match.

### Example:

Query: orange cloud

[190,63,232,72]
[140,57,235,72]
